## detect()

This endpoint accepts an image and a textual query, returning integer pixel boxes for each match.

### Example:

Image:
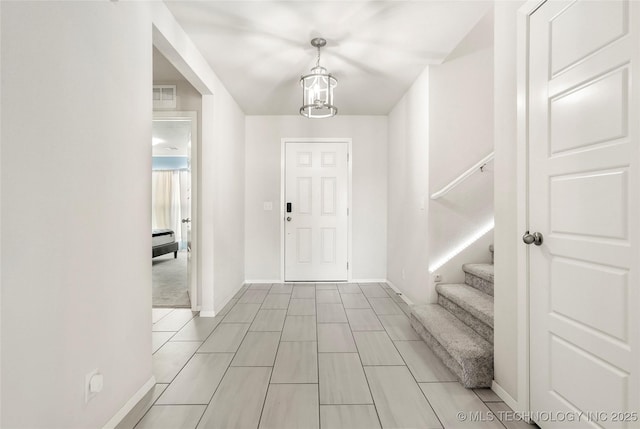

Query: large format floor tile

[198,323,249,353]
[197,367,271,429]
[282,315,317,341]
[152,332,174,354]
[352,331,404,366]
[231,331,280,366]
[270,284,293,294]
[359,284,389,298]
[249,283,272,290]
[288,298,316,315]
[364,366,441,429]
[345,309,384,331]
[474,388,502,403]
[338,284,362,294]
[316,289,342,304]
[319,353,372,405]
[340,294,370,309]
[317,303,348,323]
[221,303,261,323]
[420,382,504,429]
[157,353,233,405]
[152,309,197,332]
[367,298,403,315]
[377,314,420,341]
[271,341,318,383]
[261,293,291,309]
[239,289,269,304]
[320,405,381,429]
[135,405,206,429]
[250,309,287,331]
[217,299,238,317]
[394,340,457,382]
[485,402,533,429]
[152,341,201,383]
[136,282,506,429]
[152,308,173,324]
[318,323,357,353]
[292,286,316,298]
[259,384,319,429]
[233,286,249,299]
[171,316,222,341]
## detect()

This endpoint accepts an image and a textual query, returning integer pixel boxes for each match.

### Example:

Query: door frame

[153,110,199,311]
[514,0,547,418]
[280,138,353,282]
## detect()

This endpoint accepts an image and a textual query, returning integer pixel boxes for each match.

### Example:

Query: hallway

[123,283,528,429]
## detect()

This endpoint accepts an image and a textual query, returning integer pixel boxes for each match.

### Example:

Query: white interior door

[528,1,639,427]
[285,142,349,281]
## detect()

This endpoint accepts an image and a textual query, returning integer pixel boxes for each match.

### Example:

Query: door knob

[522,231,543,246]
[286,217,292,222]
[182,218,191,224]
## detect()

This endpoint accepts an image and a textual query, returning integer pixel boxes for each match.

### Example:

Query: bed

[152,229,179,258]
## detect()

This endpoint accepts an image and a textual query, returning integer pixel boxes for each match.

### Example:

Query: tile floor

[120,282,533,429]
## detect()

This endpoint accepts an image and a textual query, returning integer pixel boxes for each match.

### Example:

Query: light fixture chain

[316,45,321,68]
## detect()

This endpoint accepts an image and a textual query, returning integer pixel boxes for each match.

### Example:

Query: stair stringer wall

[427,228,493,302]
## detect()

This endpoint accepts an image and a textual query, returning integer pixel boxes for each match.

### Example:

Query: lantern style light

[300,38,337,118]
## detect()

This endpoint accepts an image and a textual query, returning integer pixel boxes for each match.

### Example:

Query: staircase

[410,260,494,388]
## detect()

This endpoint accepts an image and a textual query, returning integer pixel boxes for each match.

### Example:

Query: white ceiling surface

[163,1,492,115]
[152,119,191,157]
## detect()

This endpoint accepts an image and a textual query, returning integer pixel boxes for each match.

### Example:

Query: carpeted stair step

[410,304,493,388]
[436,283,493,344]
[463,263,494,296]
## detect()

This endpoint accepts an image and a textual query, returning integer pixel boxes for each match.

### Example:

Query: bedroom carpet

[152,251,190,308]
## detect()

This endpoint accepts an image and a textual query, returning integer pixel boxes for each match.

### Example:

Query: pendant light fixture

[300,38,337,118]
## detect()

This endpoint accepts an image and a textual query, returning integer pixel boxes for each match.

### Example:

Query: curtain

[152,171,173,230]
[152,170,190,250]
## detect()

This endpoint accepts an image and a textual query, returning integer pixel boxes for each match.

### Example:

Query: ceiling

[152,119,191,157]
[163,1,492,115]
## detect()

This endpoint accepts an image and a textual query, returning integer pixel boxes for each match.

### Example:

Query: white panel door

[285,142,348,281]
[528,1,639,427]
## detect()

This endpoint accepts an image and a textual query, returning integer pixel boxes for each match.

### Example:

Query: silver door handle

[522,231,543,246]
[286,217,292,222]
[182,218,191,224]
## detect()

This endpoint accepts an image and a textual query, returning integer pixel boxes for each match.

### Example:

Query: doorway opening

[151,113,197,309]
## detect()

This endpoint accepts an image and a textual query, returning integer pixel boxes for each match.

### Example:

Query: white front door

[284,141,349,281]
[528,1,639,427]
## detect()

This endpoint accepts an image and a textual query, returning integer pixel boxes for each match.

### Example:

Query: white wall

[493,0,526,407]
[245,116,387,282]
[387,10,494,305]
[211,97,245,311]
[387,68,431,304]
[1,2,153,427]
[428,9,494,295]
[1,2,246,426]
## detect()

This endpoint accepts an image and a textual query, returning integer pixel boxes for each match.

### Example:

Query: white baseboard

[491,381,524,417]
[385,280,414,305]
[244,279,280,284]
[103,376,156,429]
[352,278,387,283]
[199,310,216,318]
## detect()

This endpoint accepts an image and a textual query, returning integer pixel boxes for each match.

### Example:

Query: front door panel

[285,142,348,281]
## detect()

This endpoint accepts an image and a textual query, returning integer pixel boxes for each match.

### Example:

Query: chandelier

[300,38,337,118]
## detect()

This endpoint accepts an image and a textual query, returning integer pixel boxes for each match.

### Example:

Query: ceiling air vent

[153,85,177,109]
